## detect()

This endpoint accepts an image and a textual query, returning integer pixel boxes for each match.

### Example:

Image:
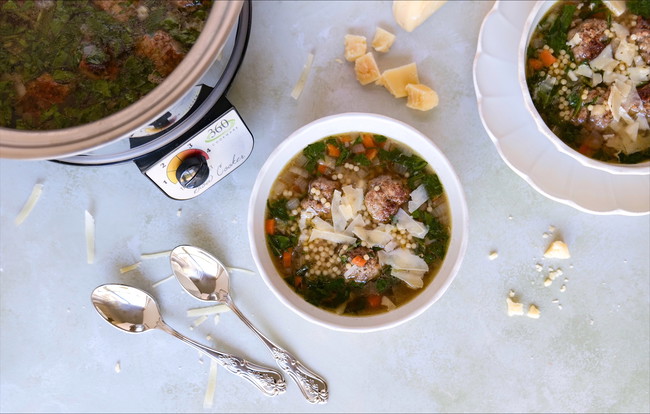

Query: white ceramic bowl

[247,113,469,332]
[518,1,650,175]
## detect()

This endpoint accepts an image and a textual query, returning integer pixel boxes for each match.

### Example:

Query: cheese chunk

[354,52,381,85]
[527,304,541,319]
[379,62,419,98]
[392,0,447,32]
[344,34,367,62]
[406,83,439,111]
[506,297,524,316]
[372,27,396,53]
[544,240,571,259]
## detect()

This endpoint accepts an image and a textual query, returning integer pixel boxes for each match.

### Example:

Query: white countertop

[1,1,649,412]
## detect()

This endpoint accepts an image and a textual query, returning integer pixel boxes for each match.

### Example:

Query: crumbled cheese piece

[392,0,447,32]
[372,27,396,53]
[535,263,543,272]
[509,289,515,298]
[177,208,182,217]
[527,304,541,319]
[186,305,231,318]
[203,359,218,409]
[85,210,95,264]
[114,361,121,373]
[344,34,367,62]
[378,62,419,98]
[291,53,314,100]
[141,250,172,259]
[190,315,208,330]
[354,52,381,85]
[406,83,439,111]
[544,278,553,287]
[506,297,524,316]
[488,251,498,260]
[544,240,571,259]
[152,274,174,288]
[560,285,567,293]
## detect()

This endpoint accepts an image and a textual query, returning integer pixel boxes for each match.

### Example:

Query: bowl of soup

[247,113,468,332]
[520,0,650,174]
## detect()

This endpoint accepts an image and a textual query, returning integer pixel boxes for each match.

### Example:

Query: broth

[0,0,211,130]
[526,0,650,164]
[265,132,451,317]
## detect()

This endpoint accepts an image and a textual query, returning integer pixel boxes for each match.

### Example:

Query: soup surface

[526,0,650,164]
[265,132,451,316]
[0,0,211,130]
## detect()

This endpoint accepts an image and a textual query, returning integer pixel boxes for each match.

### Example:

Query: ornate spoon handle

[158,323,287,397]
[226,299,328,404]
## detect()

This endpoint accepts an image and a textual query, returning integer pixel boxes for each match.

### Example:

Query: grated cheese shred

[291,53,314,100]
[15,183,43,225]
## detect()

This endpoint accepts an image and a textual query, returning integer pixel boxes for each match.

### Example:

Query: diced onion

[286,197,300,210]
[15,183,43,225]
[119,262,141,274]
[291,52,314,100]
[85,210,95,264]
[140,250,171,259]
[351,144,365,153]
[187,304,231,317]
[381,296,397,310]
[289,166,309,178]
[203,359,218,409]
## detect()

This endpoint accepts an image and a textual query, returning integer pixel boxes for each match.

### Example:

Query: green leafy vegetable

[628,0,650,18]
[302,141,326,173]
[545,4,577,53]
[267,234,297,257]
[267,198,291,221]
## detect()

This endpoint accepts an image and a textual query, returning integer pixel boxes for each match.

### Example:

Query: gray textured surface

[1,1,649,412]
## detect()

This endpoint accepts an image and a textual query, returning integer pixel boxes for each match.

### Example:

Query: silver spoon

[170,245,329,404]
[90,283,286,397]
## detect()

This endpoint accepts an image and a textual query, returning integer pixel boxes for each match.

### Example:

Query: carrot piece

[317,163,328,174]
[265,219,275,235]
[361,133,376,148]
[539,49,557,67]
[282,248,292,268]
[351,255,367,267]
[528,58,544,71]
[339,135,352,143]
[327,143,341,157]
[366,148,378,160]
[294,275,303,288]
[367,294,382,308]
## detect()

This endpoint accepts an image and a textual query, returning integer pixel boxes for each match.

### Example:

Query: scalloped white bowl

[518,1,650,175]
[247,113,469,332]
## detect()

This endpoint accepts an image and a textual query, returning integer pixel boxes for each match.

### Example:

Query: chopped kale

[545,4,577,53]
[628,0,650,18]
[267,198,291,221]
[267,234,297,257]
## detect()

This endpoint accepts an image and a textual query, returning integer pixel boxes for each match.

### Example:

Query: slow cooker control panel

[144,108,253,200]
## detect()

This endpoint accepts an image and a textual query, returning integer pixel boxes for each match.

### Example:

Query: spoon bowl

[170,245,329,404]
[90,284,286,396]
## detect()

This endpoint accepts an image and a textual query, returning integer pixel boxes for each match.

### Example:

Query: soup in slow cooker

[0,0,212,130]
[265,132,451,316]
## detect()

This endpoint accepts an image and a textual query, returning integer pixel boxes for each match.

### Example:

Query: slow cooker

[0,0,253,200]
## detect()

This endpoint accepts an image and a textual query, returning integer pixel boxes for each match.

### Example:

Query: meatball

[300,177,340,215]
[637,83,650,114]
[135,30,185,77]
[567,19,609,63]
[571,87,612,130]
[632,17,650,64]
[18,73,71,117]
[364,175,410,223]
[341,247,381,283]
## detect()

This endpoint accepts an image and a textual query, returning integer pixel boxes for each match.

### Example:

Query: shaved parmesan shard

[575,64,593,78]
[15,183,43,225]
[395,208,428,238]
[312,216,335,232]
[85,210,95,264]
[589,44,615,72]
[152,274,174,288]
[544,240,571,259]
[353,226,393,247]
[342,185,364,216]
[187,304,231,317]
[291,53,314,100]
[140,250,172,259]
[119,262,141,274]
[203,359,218,409]
[378,248,429,272]
[344,214,366,235]
[406,83,439,111]
[408,184,429,213]
[331,190,347,232]
[309,229,356,244]
[566,32,581,48]
[392,269,425,288]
